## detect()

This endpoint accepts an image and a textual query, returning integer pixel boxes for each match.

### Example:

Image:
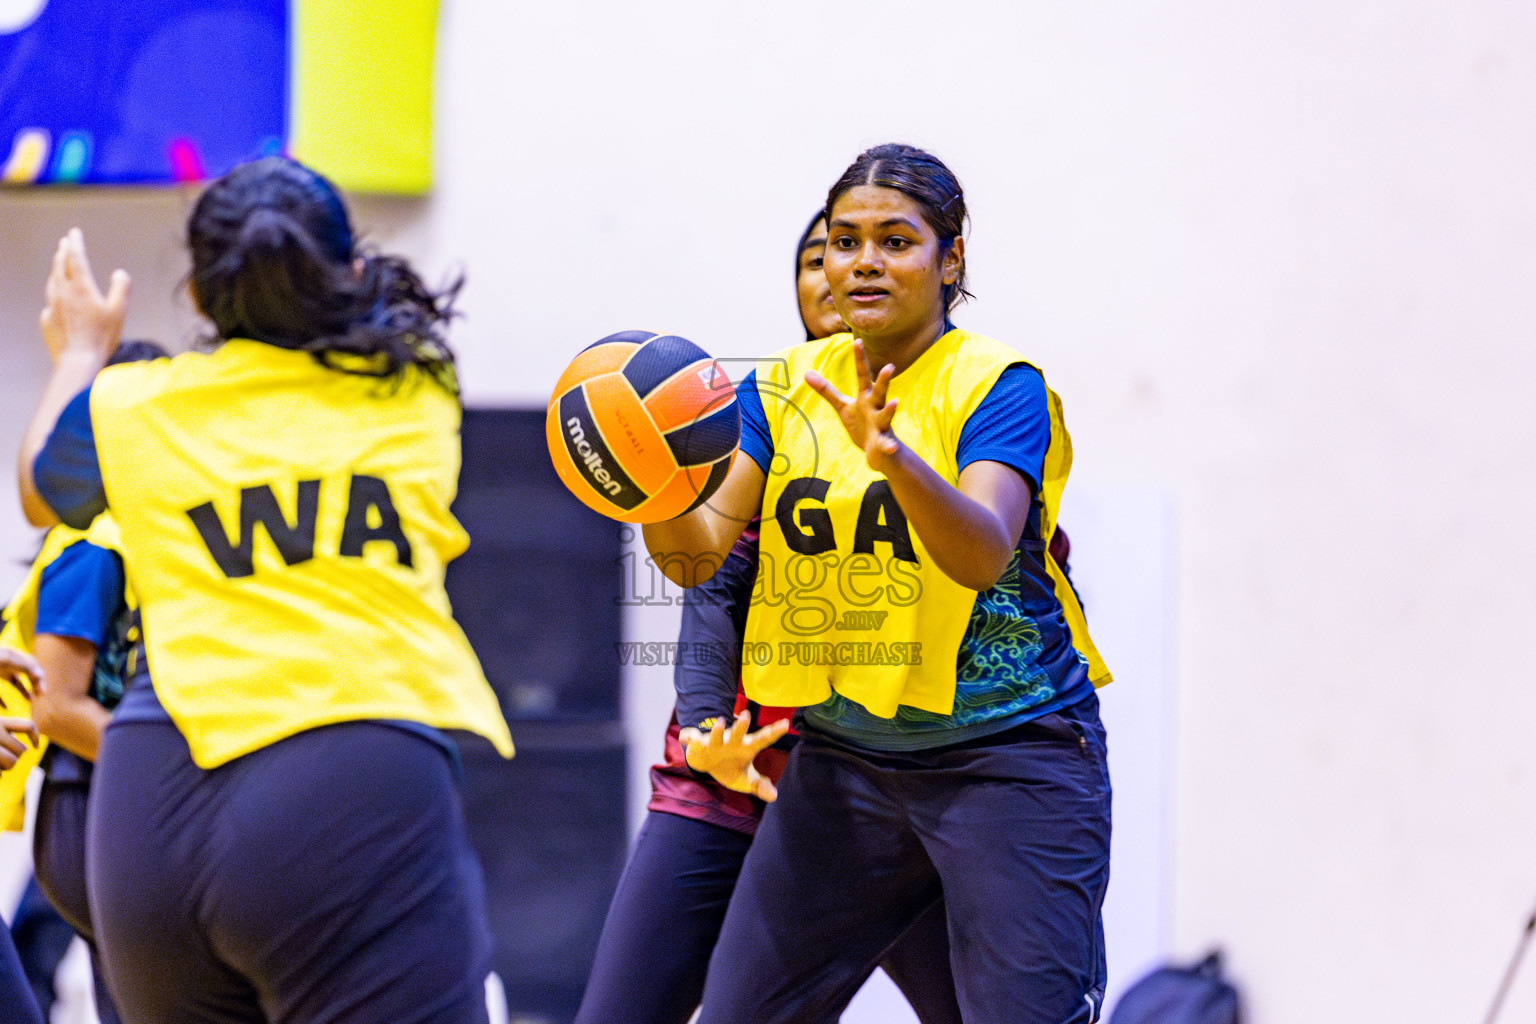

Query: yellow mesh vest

[0,517,126,830]
[89,340,513,769]
[742,329,1110,718]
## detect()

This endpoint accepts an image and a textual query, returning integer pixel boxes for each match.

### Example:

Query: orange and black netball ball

[546,331,739,523]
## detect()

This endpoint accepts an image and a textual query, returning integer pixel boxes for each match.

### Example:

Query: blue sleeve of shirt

[956,364,1051,491]
[35,540,124,649]
[33,387,107,530]
[735,371,772,474]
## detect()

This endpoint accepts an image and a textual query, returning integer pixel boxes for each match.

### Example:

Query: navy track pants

[576,809,963,1024]
[697,693,1112,1024]
[86,719,493,1024]
[34,779,122,1023]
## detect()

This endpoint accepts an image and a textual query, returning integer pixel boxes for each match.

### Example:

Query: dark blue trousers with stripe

[697,692,1112,1024]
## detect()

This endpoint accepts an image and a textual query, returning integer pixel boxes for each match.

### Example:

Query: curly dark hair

[187,157,461,395]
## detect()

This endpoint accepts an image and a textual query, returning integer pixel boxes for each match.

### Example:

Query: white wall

[4,1,1536,1020]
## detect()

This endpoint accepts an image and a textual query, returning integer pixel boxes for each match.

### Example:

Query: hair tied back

[237,206,299,252]
[189,156,461,397]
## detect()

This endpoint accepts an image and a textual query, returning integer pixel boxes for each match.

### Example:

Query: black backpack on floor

[1109,950,1242,1024]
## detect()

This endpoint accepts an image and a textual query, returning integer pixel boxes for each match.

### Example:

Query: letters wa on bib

[87,340,513,769]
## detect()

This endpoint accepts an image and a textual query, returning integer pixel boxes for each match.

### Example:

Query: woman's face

[823,186,961,346]
[796,218,844,340]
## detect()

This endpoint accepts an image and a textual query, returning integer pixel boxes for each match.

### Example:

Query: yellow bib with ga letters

[743,329,1109,718]
[89,340,514,769]
[0,515,127,830]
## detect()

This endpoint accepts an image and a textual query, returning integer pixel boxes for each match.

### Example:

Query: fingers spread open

[67,228,94,288]
[753,771,778,802]
[0,728,24,759]
[852,339,872,394]
[870,362,894,409]
[804,370,850,412]
[106,269,132,316]
[745,717,790,755]
[48,242,68,302]
[0,648,44,681]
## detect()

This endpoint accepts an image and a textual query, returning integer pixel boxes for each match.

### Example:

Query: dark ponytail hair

[188,157,460,395]
[825,143,973,316]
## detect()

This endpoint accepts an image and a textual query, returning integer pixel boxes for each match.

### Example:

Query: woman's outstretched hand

[41,228,130,364]
[0,646,42,770]
[0,647,41,708]
[679,711,791,802]
[0,718,39,771]
[803,339,900,471]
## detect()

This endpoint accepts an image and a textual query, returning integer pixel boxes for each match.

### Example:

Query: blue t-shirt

[735,362,1091,751]
[36,540,122,650]
[736,363,1050,487]
[35,539,132,712]
[35,538,133,782]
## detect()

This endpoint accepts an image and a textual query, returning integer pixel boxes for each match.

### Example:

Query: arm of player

[884,455,1031,592]
[19,230,129,527]
[679,711,790,802]
[804,339,1030,592]
[673,544,758,729]
[30,635,109,762]
[643,453,765,588]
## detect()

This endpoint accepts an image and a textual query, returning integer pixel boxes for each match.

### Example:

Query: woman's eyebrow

[828,217,921,231]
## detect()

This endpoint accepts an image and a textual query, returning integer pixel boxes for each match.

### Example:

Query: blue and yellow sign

[0,0,437,193]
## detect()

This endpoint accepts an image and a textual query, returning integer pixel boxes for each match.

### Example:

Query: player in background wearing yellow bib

[5,508,133,1024]
[0,648,49,1024]
[644,145,1113,1024]
[18,158,513,1024]
[0,342,169,1024]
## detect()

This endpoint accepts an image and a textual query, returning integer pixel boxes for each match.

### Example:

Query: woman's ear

[353,257,366,279]
[942,236,965,286]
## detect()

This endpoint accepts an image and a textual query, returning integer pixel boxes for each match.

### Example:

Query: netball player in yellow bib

[644,144,1113,1024]
[18,158,512,1024]
[578,211,962,1024]
[0,649,47,1024]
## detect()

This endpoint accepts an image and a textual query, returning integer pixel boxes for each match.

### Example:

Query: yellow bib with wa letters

[743,329,1109,718]
[89,340,514,769]
[0,515,126,830]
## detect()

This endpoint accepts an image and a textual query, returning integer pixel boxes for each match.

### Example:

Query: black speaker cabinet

[449,409,624,722]
[451,409,631,1024]
[458,729,628,1024]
